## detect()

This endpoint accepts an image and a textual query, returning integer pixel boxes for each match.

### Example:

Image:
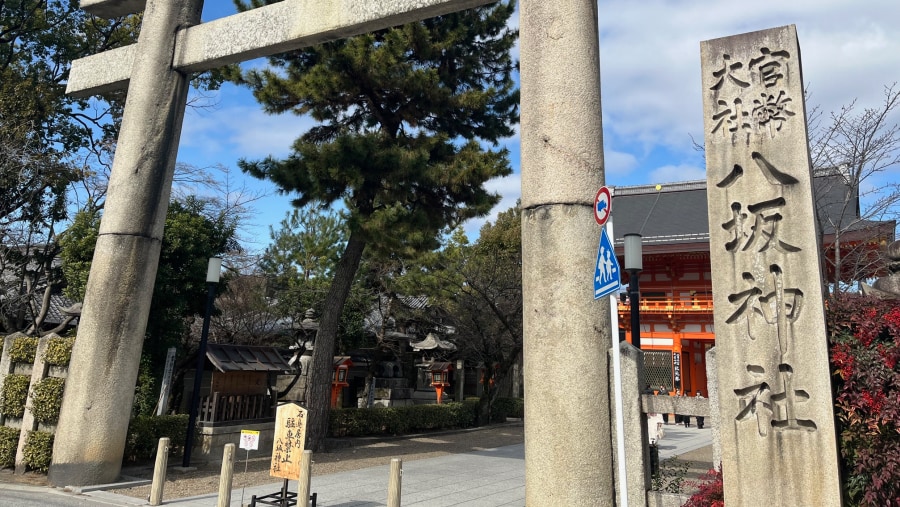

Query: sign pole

[593,186,628,506]
[606,217,629,507]
[239,429,259,506]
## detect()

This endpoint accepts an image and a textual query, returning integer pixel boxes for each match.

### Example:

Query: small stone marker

[270,403,308,480]
[701,25,841,505]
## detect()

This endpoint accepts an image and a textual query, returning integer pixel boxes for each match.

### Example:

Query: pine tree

[233,0,518,450]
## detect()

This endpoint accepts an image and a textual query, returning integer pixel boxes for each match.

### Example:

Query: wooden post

[297,450,313,506]
[149,438,169,506]
[216,443,235,507]
[387,458,402,507]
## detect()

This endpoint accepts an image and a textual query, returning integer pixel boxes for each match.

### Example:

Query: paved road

[0,426,711,506]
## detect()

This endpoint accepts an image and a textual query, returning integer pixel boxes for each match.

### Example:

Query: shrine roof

[205,344,297,373]
[610,175,895,247]
[610,180,710,246]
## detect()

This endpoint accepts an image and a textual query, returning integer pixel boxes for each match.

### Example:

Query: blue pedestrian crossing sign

[594,228,621,299]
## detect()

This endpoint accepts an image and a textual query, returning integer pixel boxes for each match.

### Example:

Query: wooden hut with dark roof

[181,343,298,426]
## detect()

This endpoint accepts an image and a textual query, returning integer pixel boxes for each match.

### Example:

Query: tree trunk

[304,233,366,451]
[833,232,842,294]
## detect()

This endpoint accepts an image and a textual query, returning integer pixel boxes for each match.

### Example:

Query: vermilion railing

[617,295,714,314]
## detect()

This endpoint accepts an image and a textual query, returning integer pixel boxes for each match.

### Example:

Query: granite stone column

[49,0,203,487]
[520,0,614,504]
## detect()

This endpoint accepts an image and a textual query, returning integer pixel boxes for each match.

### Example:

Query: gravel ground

[109,422,525,500]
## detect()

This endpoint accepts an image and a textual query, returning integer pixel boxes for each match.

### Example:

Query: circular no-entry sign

[594,186,612,226]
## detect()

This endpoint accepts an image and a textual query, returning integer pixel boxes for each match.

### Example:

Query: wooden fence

[198,392,274,425]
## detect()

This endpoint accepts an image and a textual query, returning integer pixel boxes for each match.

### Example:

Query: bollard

[216,443,236,507]
[387,458,402,507]
[149,438,169,506]
[297,450,313,506]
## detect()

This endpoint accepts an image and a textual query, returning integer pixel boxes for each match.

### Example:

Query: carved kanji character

[734,364,773,436]
[710,53,750,91]
[770,364,816,432]
[726,267,803,354]
[710,98,751,138]
[752,90,796,136]
[721,197,800,253]
[748,47,791,88]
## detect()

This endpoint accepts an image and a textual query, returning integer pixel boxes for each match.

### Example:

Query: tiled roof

[609,181,710,245]
[43,294,79,325]
[609,176,895,246]
[205,343,297,373]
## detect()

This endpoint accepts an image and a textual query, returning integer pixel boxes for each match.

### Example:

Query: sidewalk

[0,426,711,506]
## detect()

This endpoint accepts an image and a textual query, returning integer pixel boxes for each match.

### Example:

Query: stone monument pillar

[520,0,614,504]
[701,25,842,505]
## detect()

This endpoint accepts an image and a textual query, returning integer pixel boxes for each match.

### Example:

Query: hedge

[491,397,524,419]
[30,377,65,425]
[8,336,38,364]
[0,426,18,469]
[1,374,30,418]
[44,336,76,366]
[329,401,477,437]
[124,414,189,463]
[22,431,53,473]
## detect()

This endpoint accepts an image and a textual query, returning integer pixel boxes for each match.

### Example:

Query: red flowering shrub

[827,294,900,507]
[683,467,723,507]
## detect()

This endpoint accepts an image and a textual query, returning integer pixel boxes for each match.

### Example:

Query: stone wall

[0,333,69,473]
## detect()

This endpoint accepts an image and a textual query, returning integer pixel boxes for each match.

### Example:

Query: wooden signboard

[269,402,308,479]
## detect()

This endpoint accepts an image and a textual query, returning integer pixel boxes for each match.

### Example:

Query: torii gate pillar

[520,1,614,504]
[49,1,202,487]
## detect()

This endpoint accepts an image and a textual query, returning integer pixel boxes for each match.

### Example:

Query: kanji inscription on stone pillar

[701,25,841,506]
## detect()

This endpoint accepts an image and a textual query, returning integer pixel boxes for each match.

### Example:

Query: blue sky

[177,1,900,251]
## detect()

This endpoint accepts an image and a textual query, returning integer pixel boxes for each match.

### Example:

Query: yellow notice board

[269,402,308,479]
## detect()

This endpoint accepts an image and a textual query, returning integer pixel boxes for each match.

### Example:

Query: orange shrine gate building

[609,178,894,396]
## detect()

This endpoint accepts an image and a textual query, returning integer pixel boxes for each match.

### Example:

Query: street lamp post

[624,234,643,350]
[182,257,222,468]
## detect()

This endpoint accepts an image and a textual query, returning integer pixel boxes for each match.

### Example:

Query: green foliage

[8,336,38,364]
[235,0,519,256]
[29,377,65,425]
[58,208,101,301]
[43,336,75,366]
[59,196,238,372]
[827,294,900,506]
[235,0,518,450]
[124,415,189,463]
[132,355,158,418]
[651,457,692,493]
[407,206,523,413]
[490,397,524,420]
[0,2,138,335]
[328,402,477,437]
[0,2,139,149]
[22,431,53,473]
[261,206,347,282]
[0,426,18,469]
[1,374,30,418]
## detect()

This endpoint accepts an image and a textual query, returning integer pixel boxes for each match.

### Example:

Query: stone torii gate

[53,1,614,504]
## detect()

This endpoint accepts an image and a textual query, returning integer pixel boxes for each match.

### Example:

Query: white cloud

[648,164,706,185]
[603,149,640,178]
[179,88,316,164]
[595,0,900,173]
